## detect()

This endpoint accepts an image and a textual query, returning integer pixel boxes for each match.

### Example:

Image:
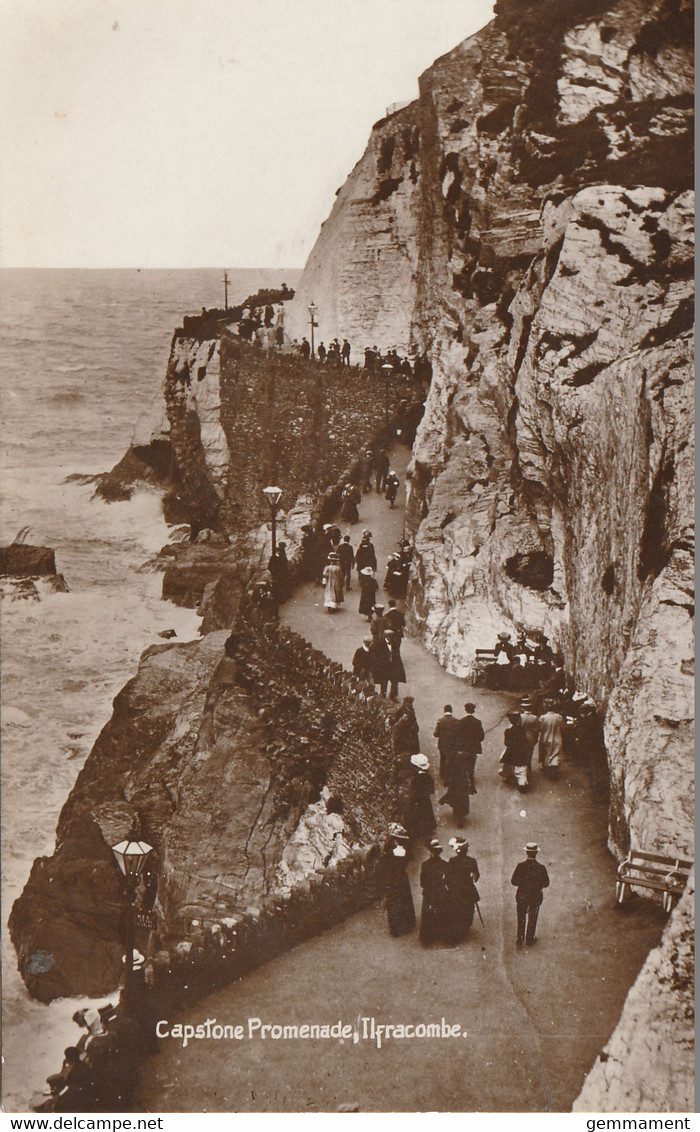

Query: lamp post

[308,301,318,357]
[262,485,283,556]
[111,836,153,997]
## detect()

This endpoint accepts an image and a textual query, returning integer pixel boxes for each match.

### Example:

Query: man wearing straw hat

[511,843,550,948]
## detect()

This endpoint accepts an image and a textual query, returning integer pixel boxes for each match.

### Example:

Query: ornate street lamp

[262,485,283,556]
[111,836,153,996]
[308,301,318,357]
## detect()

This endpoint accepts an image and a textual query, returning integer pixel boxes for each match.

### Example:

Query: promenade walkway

[135,444,665,1113]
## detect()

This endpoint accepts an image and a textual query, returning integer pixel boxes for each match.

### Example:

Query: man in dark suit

[433,704,460,784]
[458,702,484,794]
[511,843,550,948]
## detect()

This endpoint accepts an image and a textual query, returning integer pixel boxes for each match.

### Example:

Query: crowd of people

[255,444,599,957]
[384,826,549,950]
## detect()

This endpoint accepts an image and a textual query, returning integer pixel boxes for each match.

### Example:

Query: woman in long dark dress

[444,837,480,944]
[385,629,406,701]
[358,567,379,620]
[420,839,448,945]
[385,845,416,937]
[404,754,436,839]
[340,483,361,523]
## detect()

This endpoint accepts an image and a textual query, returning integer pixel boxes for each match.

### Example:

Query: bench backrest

[623,850,693,873]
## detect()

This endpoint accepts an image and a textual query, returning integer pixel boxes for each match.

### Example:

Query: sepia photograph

[0,0,694,1118]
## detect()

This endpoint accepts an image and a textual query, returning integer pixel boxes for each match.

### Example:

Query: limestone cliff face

[291,0,694,863]
[284,103,422,354]
[286,0,693,1110]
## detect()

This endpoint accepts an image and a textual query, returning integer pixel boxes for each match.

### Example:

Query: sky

[0,0,494,269]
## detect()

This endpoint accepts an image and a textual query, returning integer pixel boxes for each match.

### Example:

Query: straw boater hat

[360,566,374,576]
[498,631,512,640]
[427,838,443,854]
[525,843,539,855]
[373,604,385,612]
[323,524,333,532]
[411,753,430,771]
[449,837,468,852]
[328,552,339,561]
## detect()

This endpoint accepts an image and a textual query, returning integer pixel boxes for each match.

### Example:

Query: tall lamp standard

[308,301,318,357]
[111,836,153,999]
[262,485,283,556]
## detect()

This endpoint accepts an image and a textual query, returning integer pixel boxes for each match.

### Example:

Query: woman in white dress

[322,552,345,613]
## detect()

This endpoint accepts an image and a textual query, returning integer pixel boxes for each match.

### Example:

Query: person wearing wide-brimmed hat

[419,838,448,945]
[511,843,550,947]
[444,837,480,943]
[384,469,400,508]
[369,603,387,641]
[355,531,377,575]
[401,753,436,840]
[358,566,379,620]
[321,552,344,612]
[352,637,373,682]
[340,482,361,524]
[384,838,416,938]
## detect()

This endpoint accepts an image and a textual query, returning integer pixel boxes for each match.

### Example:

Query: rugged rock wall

[10,610,397,1002]
[158,332,415,537]
[574,877,695,1112]
[284,103,422,354]
[289,0,694,860]
[285,0,694,1110]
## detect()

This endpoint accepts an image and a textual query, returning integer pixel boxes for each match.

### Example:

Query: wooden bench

[616,849,693,913]
[471,648,498,685]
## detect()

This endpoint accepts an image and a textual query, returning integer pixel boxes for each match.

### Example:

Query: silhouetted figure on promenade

[337,535,355,591]
[384,470,400,508]
[352,637,373,682]
[511,843,549,948]
[374,450,390,494]
[500,710,530,792]
[420,839,448,945]
[385,843,416,937]
[385,628,406,701]
[433,704,460,785]
[458,702,484,794]
[444,837,480,943]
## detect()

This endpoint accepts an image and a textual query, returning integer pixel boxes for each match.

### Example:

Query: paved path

[135,444,665,1113]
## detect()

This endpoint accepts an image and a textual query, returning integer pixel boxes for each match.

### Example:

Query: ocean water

[0,267,299,1111]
